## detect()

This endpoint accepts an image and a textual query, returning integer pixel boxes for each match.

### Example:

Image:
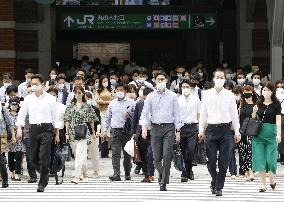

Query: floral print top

[64,103,99,142]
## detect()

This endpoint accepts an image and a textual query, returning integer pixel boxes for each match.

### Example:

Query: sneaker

[93,171,99,178]
[71,178,79,184]
[230,175,236,180]
[80,174,88,181]
[82,177,88,183]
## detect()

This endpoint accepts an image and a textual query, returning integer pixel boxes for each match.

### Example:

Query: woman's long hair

[256,82,279,107]
[71,86,87,104]
[240,85,258,107]
[97,75,112,94]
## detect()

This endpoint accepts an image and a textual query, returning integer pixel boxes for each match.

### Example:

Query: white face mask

[177,73,183,79]
[214,79,225,88]
[57,83,64,90]
[237,79,246,85]
[138,90,144,97]
[3,83,12,88]
[198,72,204,77]
[139,78,147,83]
[88,86,94,91]
[10,105,18,111]
[223,63,228,68]
[95,82,99,89]
[253,79,260,86]
[50,75,57,80]
[156,82,167,91]
[132,76,138,81]
[31,85,42,92]
[235,95,241,101]
[127,93,136,99]
[226,73,234,80]
[86,100,92,105]
[276,88,284,100]
[110,79,117,85]
[102,82,109,88]
[262,90,272,99]
[182,88,191,96]
[116,91,125,99]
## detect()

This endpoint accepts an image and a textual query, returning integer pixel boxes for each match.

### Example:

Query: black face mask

[243,93,253,99]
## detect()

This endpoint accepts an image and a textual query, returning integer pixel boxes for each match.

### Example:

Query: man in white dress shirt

[16,74,59,192]
[198,69,241,197]
[18,68,34,99]
[178,80,201,182]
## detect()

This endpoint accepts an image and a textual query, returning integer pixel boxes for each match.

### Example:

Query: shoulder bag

[240,105,268,137]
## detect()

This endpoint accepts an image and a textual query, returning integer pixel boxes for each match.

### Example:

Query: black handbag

[173,143,185,172]
[74,124,88,140]
[240,106,268,137]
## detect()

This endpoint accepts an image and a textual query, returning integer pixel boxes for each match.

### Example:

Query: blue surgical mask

[157,82,167,90]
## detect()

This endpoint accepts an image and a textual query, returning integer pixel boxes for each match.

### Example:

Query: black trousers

[30,123,53,188]
[0,153,8,183]
[228,130,237,176]
[136,133,154,177]
[8,151,22,174]
[110,128,132,176]
[180,124,198,177]
[205,125,233,190]
[23,138,37,179]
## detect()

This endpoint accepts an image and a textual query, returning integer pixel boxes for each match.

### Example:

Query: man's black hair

[31,74,45,84]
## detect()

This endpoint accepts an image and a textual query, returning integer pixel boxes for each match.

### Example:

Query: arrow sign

[64,16,75,28]
[206,17,215,26]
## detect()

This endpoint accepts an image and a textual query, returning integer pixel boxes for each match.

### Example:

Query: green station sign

[58,13,217,31]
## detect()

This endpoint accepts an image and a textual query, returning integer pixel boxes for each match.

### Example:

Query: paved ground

[1,154,284,201]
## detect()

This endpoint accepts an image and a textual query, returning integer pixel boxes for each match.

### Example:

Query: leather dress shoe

[141,176,154,183]
[181,177,188,182]
[109,175,121,181]
[125,175,131,181]
[188,171,194,180]
[37,186,45,192]
[210,186,216,194]
[2,182,9,188]
[215,188,222,196]
[160,184,167,191]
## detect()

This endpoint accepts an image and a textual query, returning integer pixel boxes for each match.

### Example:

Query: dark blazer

[60,90,69,105]
[131,100,144,138]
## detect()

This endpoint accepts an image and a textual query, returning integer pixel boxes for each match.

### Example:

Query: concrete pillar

[37,4,52,78]
[236,0,254,66]
[267,0,284,81]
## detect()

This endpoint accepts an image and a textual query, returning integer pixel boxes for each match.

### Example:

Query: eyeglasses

[156,78,166,82]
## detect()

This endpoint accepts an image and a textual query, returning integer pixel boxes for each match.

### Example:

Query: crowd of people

[0,56,283,196]
[58,0,170,6]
